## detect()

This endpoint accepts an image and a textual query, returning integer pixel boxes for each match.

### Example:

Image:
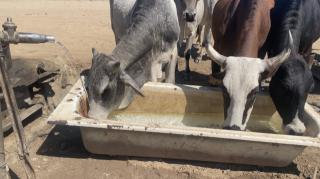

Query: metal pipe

[0,17,56,179]
[0,18,55,44]
[17,32,55,44]
[0,17,55,71]
[2,44,12,70]
[0,17,56,178]
[0,46,35,179]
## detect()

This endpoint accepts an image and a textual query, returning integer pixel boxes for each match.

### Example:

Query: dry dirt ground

[1,0,320,179]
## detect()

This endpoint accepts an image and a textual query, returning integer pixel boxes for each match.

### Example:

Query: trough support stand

[0,46,36,179]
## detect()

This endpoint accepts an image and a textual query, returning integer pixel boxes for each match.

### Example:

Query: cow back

[212,0,274,57]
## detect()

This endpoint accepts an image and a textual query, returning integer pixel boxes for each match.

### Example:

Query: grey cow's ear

[120,72,144,97]
[92,48,99,57]
[91,48,100,66]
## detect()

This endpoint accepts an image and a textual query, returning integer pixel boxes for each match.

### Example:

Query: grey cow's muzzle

[87,102,111,120]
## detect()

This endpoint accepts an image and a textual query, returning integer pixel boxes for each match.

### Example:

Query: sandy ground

[0,0,320,179]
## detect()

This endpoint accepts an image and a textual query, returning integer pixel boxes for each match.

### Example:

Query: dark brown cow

[205,0,291,130]
[212,0,274,57]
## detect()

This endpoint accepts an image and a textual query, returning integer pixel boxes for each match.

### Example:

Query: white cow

[176,0,218,79]
[205,31,293,131]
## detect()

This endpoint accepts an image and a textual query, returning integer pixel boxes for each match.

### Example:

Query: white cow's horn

[265,30,292,71]
[205,44,227,66]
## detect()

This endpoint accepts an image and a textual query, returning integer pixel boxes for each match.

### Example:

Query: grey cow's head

[86,48,143,120]
[180,0,201,22]
[206,33,293,131]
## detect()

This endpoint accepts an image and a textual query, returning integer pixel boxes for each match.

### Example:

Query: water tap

[0,17,55,44]
[0,17,56,69]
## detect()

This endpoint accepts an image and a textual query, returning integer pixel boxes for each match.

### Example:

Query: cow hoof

[194,58,200,64]
[208,75,222,86]
[202,54,210,61]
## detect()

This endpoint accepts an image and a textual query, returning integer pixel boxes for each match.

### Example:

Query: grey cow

[87,0,180,120]
[109,0,136,44]
[110,0,179,82]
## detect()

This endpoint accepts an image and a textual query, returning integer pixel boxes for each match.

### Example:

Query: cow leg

[185,51,191,80]
[165,46,178,84]
[196,25,211,63]
[194,25,205,63]
[184,33,195,80]
[176,18,186,59]
[303,45,314,68]
[151,61,162,82]
[196,25,204,46]
[175,43,180,73]
[178,21,185,54]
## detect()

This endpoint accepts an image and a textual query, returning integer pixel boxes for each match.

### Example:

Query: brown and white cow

[206,0,292,130]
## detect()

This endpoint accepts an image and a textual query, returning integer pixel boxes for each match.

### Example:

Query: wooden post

[0,46,35,179]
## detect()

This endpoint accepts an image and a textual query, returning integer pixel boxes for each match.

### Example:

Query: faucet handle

[2,17,17,33]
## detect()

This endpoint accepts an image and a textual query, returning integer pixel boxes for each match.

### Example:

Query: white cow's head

[206,32,293,131]
[180,0,201,22]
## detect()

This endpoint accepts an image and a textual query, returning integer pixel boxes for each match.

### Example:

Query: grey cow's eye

[101,88,111,98]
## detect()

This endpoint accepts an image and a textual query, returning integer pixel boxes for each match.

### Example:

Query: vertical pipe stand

[0,46,35,179]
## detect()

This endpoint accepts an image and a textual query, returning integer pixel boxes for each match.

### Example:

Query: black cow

[261,0,320,135]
